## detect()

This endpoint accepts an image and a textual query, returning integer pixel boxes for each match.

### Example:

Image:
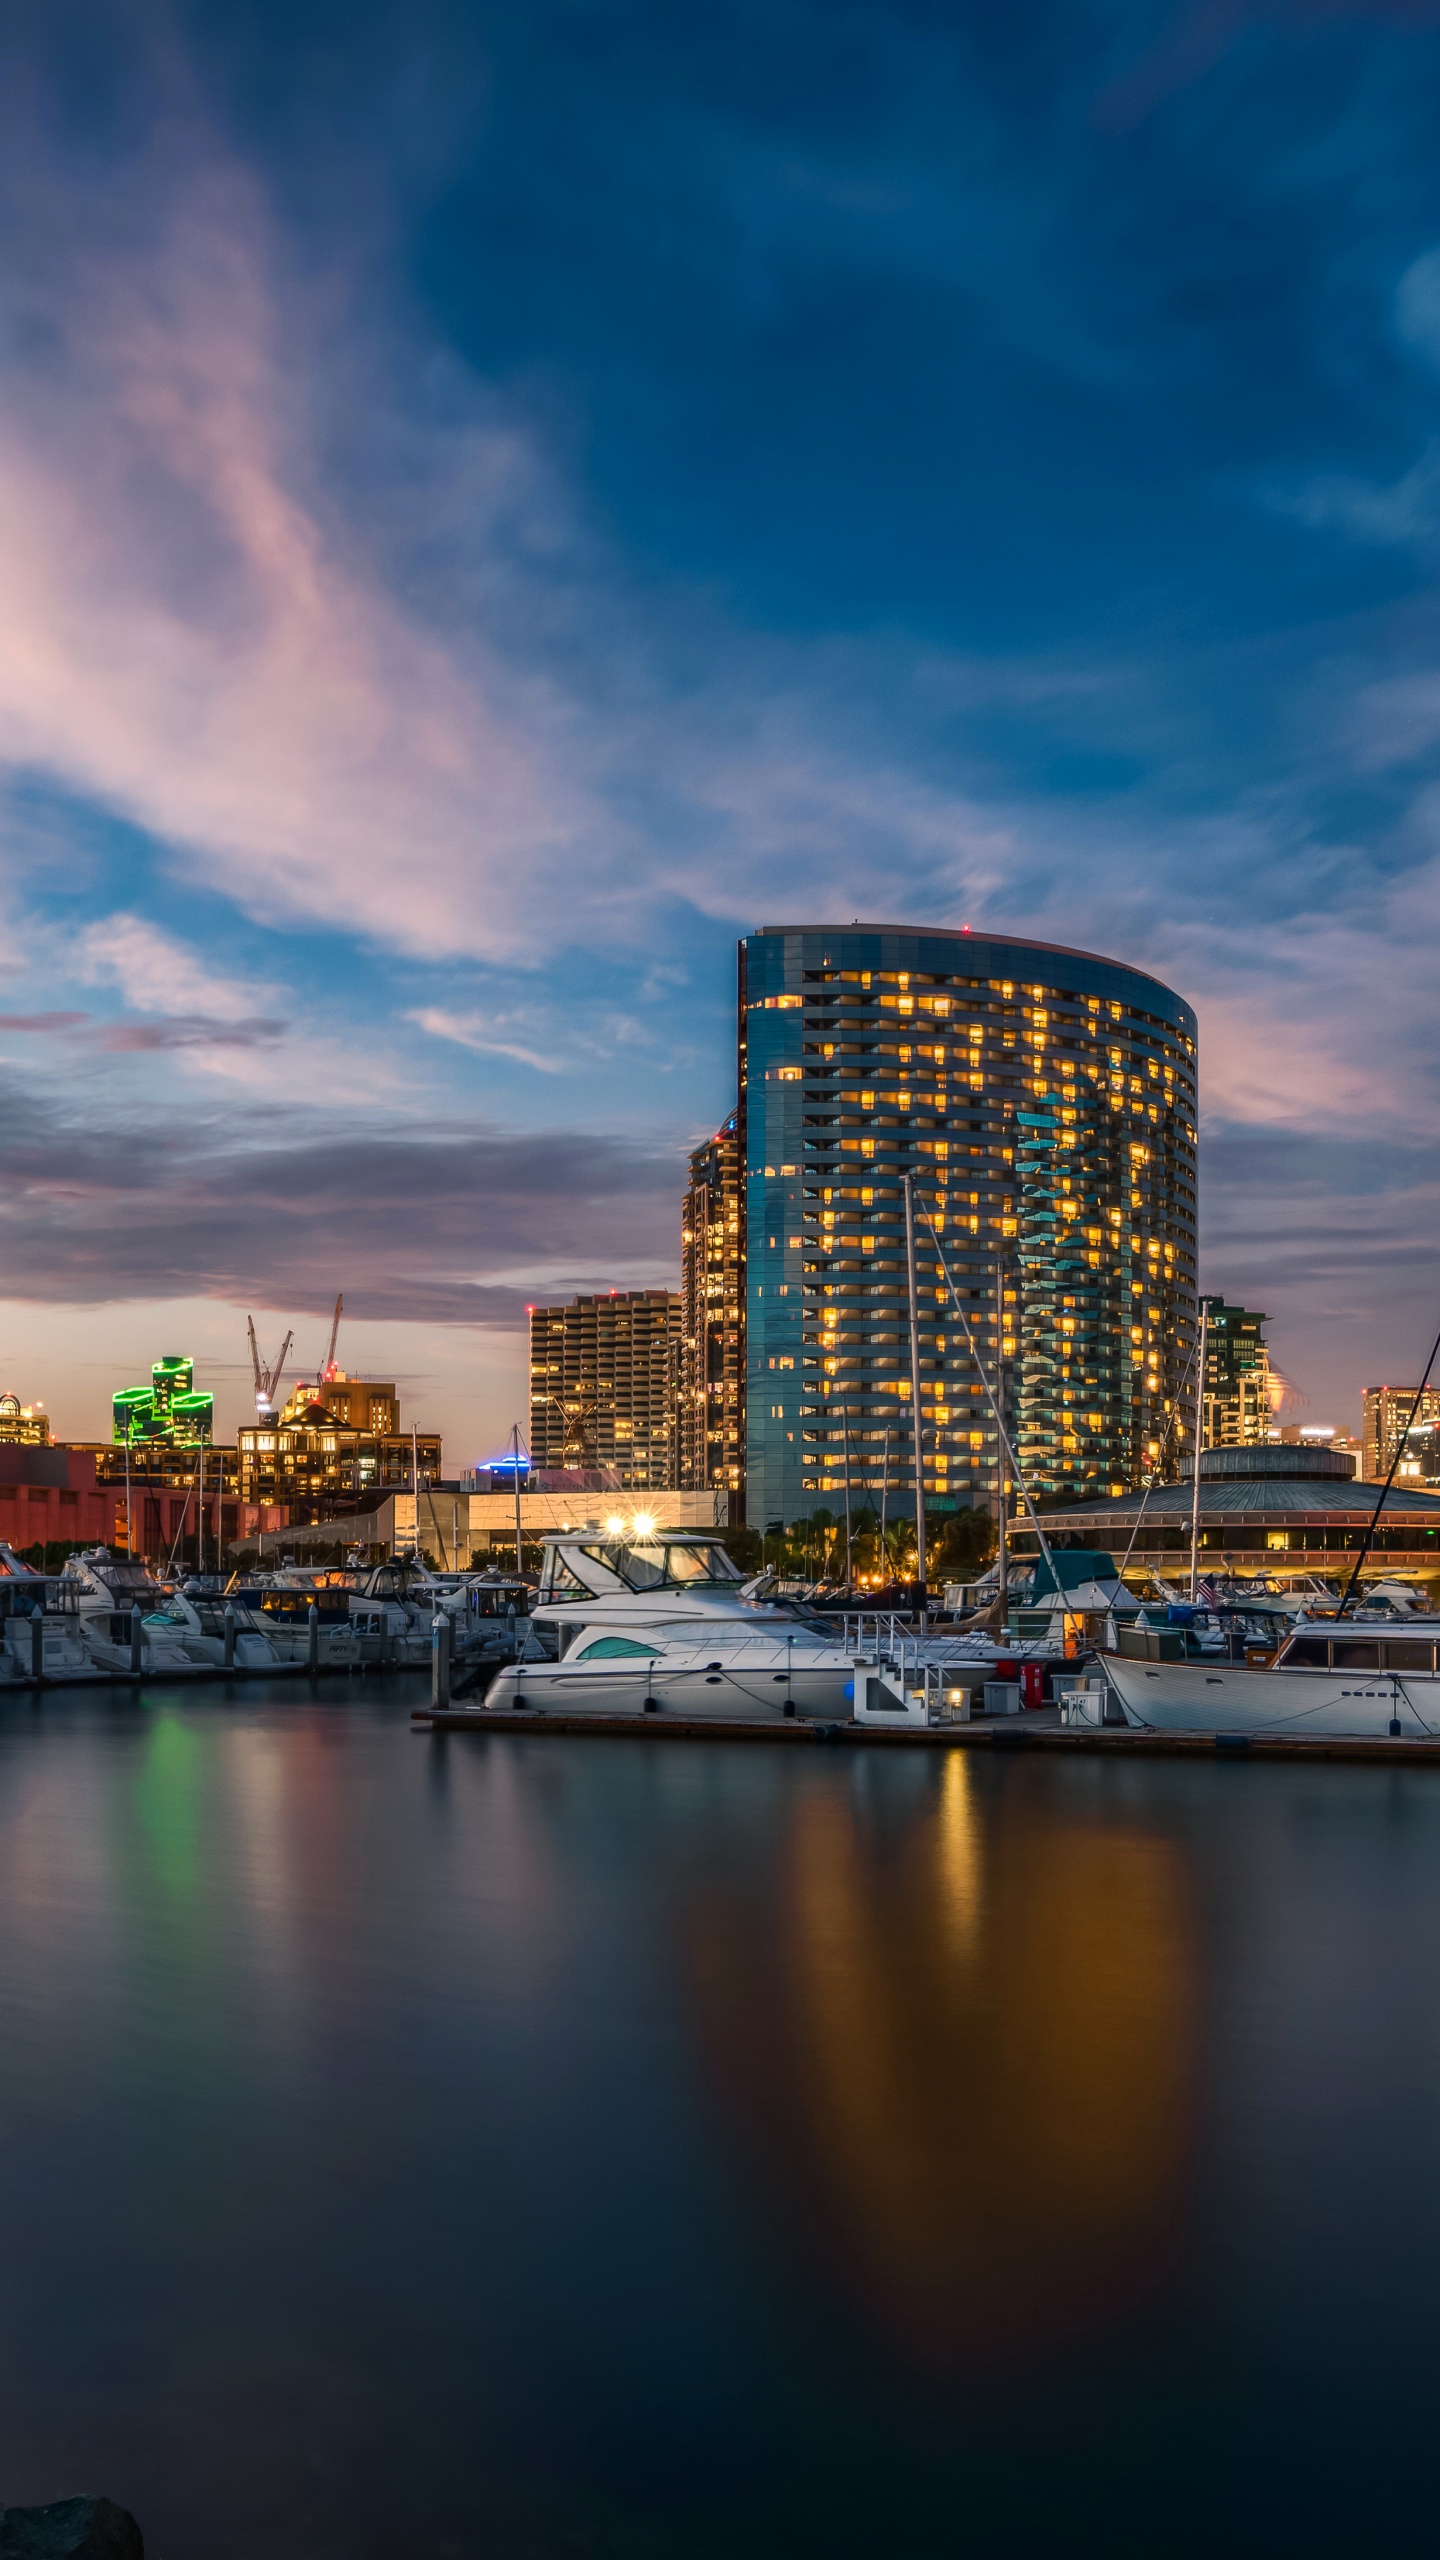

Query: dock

[410,1706,1440,1764]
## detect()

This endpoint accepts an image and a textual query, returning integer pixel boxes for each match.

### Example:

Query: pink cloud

[0,146,599,962]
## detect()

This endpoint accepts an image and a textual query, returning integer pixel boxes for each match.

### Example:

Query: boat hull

[484,1658,854,1720]
[1104,1651,1440,1740]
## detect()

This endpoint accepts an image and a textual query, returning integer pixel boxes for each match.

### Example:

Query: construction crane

[247,1315,293,1416]
[317,1293,343,1390]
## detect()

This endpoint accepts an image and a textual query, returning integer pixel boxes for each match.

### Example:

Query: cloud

[97,1015,286,1052]
[407,1008,564,1073]
[0,1011,89,1031]
[0,1065,683,1321]
[0,129,600,966]
[74,911,279,1023]
[1396,243,1440,368]
[1274,440,1440,547]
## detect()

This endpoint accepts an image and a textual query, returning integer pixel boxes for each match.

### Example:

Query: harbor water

[2,1681,1439,2556]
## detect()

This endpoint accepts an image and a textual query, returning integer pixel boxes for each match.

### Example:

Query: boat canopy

[537,1532,743,1602]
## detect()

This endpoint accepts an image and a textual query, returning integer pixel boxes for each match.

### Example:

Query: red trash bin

[1020,1661,1046,1711]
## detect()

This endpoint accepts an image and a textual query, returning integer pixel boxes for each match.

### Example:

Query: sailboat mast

[1189,1300,1209,1603]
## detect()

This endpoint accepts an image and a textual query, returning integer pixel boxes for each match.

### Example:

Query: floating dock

[411,1706,1440,1764]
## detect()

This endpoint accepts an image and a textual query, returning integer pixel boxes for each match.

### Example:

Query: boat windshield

[576,1539,743,1592]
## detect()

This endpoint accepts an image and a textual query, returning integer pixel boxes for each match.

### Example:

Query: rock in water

[0,2499,143,2558]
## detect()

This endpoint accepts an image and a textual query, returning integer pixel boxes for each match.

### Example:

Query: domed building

[1021,1442,1440,1590]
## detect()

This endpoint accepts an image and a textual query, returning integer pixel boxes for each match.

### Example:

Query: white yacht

[481,1527,858,1720]
[1104,1616,1440,1740]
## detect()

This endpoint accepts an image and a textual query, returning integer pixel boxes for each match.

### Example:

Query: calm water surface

[1,1685,1438,2557]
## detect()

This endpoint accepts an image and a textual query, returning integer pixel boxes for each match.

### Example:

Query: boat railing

[840,1611,913,1653]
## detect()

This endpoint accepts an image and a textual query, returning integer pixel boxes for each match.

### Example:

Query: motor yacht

[481,1527,858,1720]
[1104,1613,1440,1739]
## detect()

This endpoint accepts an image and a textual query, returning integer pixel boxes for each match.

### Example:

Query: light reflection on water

[687,1752,1197,2369]
[1,1690,1439,2559]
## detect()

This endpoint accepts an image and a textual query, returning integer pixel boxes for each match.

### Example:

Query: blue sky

[2,0,1440,1452]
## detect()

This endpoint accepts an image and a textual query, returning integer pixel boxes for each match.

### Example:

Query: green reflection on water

[134,1711,203,1902]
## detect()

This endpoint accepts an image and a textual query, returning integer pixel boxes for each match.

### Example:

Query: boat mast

[1336,1316,1440,1616]
[1189,1300,1209,1603]
[903,1174,928,1616]
[924,1212,1064,1600]
[512,1421,524,1579]
[995,1261,1008,1629]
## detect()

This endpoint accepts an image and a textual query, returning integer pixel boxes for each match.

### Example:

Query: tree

[930,1508,998,1580]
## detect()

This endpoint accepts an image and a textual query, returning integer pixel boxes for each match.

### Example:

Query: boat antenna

[922,1211,1063,1602]
[1336,1318,1440,1617]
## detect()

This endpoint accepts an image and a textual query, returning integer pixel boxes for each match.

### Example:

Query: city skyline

[4,6,1440,1437]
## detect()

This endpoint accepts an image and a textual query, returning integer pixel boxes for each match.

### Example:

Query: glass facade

[1201,1299,1271,1447]
[113,1356,214,1448]
[741,926,1198,1528]
[679,1114,744,1500]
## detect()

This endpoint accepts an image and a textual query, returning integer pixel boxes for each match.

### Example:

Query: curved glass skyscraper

[740,925,1198,1531]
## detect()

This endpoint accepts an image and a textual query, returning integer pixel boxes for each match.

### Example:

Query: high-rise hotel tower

[741,925,1198,1529]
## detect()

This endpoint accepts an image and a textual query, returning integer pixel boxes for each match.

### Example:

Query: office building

[680,1113,744,1504]
[1201,1300,1271,1447]
[529,1292,680,1491]
[113,1355,213,1448]
[1363,1384,1440,1484]
[740,924,1198,1526]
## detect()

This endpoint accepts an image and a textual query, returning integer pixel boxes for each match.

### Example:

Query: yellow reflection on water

[689,1764,1197,2371]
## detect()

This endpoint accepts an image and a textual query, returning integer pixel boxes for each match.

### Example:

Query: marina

[4,1683,1440,2558]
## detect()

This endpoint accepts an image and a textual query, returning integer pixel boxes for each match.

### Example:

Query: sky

[2,0,1440,1454]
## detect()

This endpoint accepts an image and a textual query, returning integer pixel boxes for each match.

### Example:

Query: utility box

[984,1681,1021,1716]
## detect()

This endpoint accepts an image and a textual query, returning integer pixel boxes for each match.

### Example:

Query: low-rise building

[0,1445,122,1558]
[1023,1441,1440,1586]
[244,1485,728,1568]
[0,1394,52,1446]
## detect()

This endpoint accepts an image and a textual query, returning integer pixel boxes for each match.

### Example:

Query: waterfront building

[113,1355,213,1448]
[739,925,1198,1529]
[78,1438,240,1562]
[244,1485,728,1568]
[1022,1441,1440,1587]
[1363,1383,1440,1483]
[1394,1423,1440,1487]
[529,1292,680,1491]
[237,1375,438,1521]
[680,1114,744,1505]
[0,1394,51,1446]
[0,1445,122,1558]
[1201,1300,1271,1447]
